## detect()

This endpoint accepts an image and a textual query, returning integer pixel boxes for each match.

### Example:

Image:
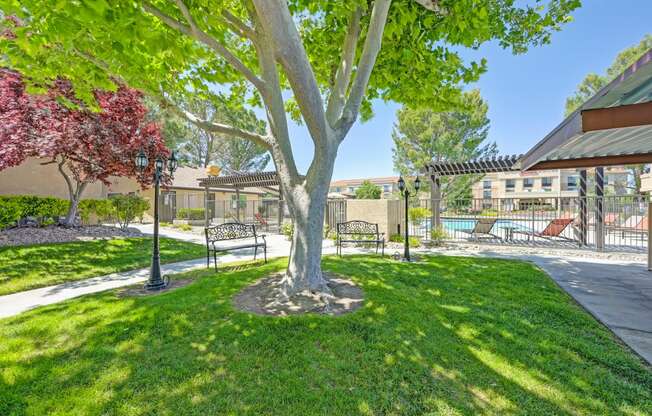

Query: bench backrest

[206,222,257,243]
[337,220,379,236]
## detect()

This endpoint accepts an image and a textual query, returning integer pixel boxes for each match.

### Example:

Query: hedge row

[177,208,205,220]
[0,195,147,229]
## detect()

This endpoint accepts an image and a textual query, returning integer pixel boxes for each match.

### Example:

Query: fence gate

[326,200,347,230]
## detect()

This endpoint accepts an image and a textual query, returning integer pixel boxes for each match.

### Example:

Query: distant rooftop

[330,176,399,187]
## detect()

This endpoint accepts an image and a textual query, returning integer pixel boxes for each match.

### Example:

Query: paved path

[1,229,650,365]
[0,231,335,318]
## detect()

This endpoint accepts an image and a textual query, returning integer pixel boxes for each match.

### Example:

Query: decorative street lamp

[136,148,178,290]
[397,175,421,262]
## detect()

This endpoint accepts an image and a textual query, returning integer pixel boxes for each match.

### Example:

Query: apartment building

[471,167,629,209]
[329,176,400,198]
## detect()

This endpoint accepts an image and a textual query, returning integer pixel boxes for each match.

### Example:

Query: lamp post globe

[135,149,148,171]
[397,176,420,262]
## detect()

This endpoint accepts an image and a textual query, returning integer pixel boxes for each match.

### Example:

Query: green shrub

[177,208,205,220]
[281,222,294,240]
[408,207,432,225]
[430,226,448,246]
[78,199,115,223]
[112,195,150,230]
[0,197,22,229]
[0,195,67,228]
[160,221,171,227]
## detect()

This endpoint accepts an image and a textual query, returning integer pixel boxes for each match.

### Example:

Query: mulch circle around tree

[116,278,195,298]
[234,272,364,317]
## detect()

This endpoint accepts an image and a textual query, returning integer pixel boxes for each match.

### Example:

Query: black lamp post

[397,175,421,262]
[136,149,178,290]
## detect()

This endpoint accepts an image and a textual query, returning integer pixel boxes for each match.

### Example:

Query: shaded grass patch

[0,255,650,415]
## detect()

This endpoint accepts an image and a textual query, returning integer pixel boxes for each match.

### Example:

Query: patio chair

[608,215,648,238]
[460,218,500,240]
[513,218,574,242]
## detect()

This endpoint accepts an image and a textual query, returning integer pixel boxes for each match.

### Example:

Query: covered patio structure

[426,48,652,263]
[197,171,284,230]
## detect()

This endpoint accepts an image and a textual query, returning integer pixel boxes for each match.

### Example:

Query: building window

[542,177,553,191]
[523,178,534,191]
[505,179,515,193]
[383,184,391,192]
[483,180,491,189]
[348,186,355,193]
[567,176,578,191]
[483,189,492,199]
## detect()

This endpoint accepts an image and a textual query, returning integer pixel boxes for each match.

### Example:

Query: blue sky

[281,0,652,180]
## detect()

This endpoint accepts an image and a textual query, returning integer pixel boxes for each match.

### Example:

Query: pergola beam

[581,101,652,133]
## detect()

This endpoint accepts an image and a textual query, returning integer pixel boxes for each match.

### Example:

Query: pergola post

[204,185,210,228]
[595,167,605,251]
[430,173,441,233]
[579,169,588,246]
[235,187,241,222]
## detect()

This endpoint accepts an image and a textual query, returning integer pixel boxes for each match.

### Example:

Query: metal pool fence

[408,195,648,251]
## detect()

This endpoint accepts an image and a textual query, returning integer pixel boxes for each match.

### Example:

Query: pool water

[440,219,531,232]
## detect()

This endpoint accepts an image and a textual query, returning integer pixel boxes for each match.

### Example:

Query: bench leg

[381,241,385,257]
[375,242,379,255]
[254,245,258,260]
[214,251,218,272]
[206,248,210,268]
[264,245,267,263]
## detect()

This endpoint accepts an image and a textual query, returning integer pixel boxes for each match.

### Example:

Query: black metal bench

[205,222,267,270]
[336,220,384,257]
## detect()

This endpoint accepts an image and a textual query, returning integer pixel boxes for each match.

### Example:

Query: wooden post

[430,173,441,235]
[579,169,587,246]
[235,188,241,222]
[595,167,604,251]
[204,185,210,227]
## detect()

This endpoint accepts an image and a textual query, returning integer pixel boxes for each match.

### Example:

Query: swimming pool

[440,218,531,232]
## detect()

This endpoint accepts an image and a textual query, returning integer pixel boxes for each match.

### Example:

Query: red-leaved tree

[0,69,168,226]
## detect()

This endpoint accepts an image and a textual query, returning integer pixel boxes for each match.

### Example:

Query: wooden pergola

[426,48,652,267]
[197,171,283,227]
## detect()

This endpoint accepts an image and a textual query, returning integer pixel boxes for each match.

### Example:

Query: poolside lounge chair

[460,218,500,240]
[608,215,648,238]
[513,218,574,241]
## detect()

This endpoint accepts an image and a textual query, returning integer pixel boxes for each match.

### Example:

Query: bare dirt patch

[234,272,364,316]
[117,278,195,298]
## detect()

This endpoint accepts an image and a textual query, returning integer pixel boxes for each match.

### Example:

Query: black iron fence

[407,195,648,251]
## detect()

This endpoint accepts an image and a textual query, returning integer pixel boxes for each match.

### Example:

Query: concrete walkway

[1,229,650,365]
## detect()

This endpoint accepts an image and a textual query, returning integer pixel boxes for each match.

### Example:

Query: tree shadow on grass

[0,256,650,415]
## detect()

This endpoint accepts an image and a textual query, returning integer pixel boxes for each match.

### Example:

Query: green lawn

[0,238,206,295]
[0,256,650,415]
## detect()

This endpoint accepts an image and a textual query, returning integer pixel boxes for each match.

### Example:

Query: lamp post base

[144,277,169,291]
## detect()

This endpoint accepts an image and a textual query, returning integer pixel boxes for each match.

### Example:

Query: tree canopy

[392,89,495,200]
[355,180,382,199]
[565,34,652,116]
[0,0,581,293]
[0,69,167,225]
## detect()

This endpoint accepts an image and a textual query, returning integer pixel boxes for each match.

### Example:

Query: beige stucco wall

[345,199,404,237]
[0,157,140,199]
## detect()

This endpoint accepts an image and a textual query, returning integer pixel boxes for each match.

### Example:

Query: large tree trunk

[282,184,330,294]
[278,150,335,296]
